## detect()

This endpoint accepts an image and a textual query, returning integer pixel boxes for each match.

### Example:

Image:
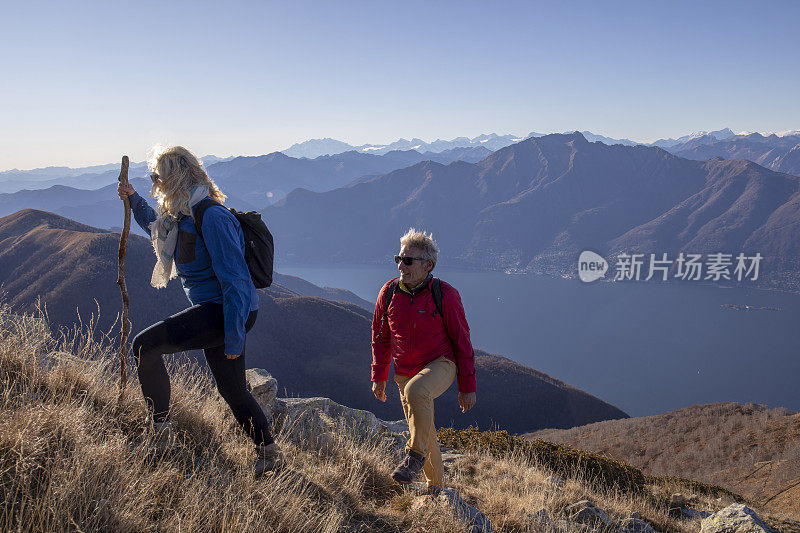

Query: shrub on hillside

[438,426,647,494]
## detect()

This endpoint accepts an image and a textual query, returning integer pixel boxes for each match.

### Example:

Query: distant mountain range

[281,128,800,162]
[3,127,797,197]
[0,156,230,194]
[668,132,800,176]
[0,147,493,233]
[650,128,736,149]
[282,133,536,158]
[265,132,800,292]
[0,209,628,432]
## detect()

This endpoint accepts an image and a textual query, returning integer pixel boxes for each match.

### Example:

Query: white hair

[400,228,439,267]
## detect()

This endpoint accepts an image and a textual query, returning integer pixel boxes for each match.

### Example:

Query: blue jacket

[130,191,259,355]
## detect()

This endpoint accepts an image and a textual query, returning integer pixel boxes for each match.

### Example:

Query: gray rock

[530,509,551,527]
[438,488,494,533]
[245,369,408,452]
[700,504,778,533]
[441,452,465,465]
[619,517,656,533]
[629,512,641,520]
[274,396,391,451]
[545,475,566,489]
[682,507,712,520]
[245,368,278,405]
[383,419,410,434]
[670,493,689,509]
[565,500,612,528]
[555,519,592,532]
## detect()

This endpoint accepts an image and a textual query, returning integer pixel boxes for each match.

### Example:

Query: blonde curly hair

[149,146,226,219]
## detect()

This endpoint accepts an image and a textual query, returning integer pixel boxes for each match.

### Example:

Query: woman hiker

[371,228,477,490]
[117,145,281,476]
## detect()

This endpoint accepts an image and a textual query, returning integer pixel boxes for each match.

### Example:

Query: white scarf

[149,186,209,288]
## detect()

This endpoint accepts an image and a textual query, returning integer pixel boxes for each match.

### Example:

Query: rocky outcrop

[533,502,659,533]
[700,504,778,533]
[618,516,656,532]
[246,368,408,453]
[247,368,496,532]
[564,500,613,529]
[437,488,494,533]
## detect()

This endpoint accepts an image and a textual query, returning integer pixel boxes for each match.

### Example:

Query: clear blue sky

[1,0,798,170]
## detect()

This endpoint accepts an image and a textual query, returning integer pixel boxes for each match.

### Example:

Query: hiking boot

[129,420,176,455]
[254,442,284,477]
[391,450,425,484]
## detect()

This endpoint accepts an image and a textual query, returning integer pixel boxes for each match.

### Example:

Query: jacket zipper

[409,293,415,351]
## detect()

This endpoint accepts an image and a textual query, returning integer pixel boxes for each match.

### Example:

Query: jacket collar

[398,274,433,296]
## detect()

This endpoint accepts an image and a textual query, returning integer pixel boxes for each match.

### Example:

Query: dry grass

[530,402,800,521]
[0,303,465,533]
[2,302,795,532]
[435,443,795,533]
[435,428,736,532]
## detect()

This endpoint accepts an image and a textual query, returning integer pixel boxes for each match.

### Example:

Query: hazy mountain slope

[0,163,150,194]
[271,272,372,309]
[528,402,800,517]
[205,148,493,207]
[0,156,227,194]
[265,132,800,290]
[0,177,258,237]
[0,209,628,432]
[608,158,800,277]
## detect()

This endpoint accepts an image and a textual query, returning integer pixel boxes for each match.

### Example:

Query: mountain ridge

[264,132,800,292]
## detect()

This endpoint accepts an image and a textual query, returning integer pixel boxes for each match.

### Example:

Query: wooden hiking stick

[116,155,131,400]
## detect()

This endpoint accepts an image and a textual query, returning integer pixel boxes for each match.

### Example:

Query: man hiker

[371,228,477,489]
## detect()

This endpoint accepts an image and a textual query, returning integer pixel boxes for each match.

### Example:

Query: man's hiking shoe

[391,450,425,484]
[254,442,284,477]
[129,420,176,455]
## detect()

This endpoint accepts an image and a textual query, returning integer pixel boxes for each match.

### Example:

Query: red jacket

[371,277,477,393]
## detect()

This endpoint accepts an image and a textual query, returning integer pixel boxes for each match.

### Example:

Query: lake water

[278,264,800,417]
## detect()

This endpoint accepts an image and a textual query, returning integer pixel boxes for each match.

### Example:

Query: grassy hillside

[2,303,796,532]
[530,403,800,520]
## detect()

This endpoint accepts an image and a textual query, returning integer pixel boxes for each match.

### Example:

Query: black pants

[131,302,273,446]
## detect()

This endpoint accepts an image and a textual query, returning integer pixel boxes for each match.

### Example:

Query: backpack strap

[430,277,444,317]
[373,279,399,342]
[192,198,222,239]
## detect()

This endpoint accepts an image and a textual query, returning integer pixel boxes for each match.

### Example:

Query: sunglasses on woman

[394,255,427,266]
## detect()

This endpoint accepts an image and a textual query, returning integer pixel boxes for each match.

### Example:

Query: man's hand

[118,183,135,200]
[458,392,476,413]
[372,381,387,402]
[226,353,240,360]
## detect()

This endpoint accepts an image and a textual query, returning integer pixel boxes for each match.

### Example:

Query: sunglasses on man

[394,255,427,266]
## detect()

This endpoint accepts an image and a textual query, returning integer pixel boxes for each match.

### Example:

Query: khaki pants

[394,356,456,487]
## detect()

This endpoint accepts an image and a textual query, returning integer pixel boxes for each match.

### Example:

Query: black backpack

[193,199,274,288]
[374,277,443,341]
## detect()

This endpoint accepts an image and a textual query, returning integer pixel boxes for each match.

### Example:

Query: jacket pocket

[176,230,197,264]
